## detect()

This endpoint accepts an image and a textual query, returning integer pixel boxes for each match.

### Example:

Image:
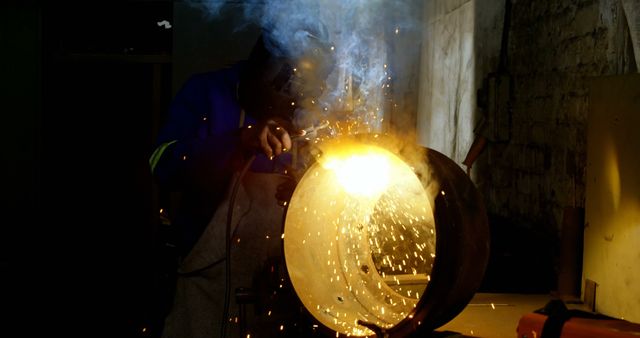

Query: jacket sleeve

[150,73,244,193]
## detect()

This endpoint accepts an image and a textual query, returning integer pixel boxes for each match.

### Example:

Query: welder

[150,26,334,338]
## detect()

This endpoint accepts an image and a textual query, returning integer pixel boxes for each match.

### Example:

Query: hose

[221,154,256,338]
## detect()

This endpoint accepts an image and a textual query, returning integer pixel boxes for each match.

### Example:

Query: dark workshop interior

[2,1,639,337]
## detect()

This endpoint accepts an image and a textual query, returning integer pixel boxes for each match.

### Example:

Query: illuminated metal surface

[284,139,436,336]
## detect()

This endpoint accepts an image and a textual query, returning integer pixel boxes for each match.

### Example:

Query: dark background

[0,1,596,337]
[1,1,263,337]
[3,1,174,337]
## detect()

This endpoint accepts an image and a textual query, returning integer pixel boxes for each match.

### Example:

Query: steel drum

[283,134,489,337]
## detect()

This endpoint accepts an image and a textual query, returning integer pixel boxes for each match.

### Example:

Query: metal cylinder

[283,135,489,337]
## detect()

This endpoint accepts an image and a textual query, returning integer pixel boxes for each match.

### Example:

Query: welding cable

[221,154,256,338]
[220,124,323,337]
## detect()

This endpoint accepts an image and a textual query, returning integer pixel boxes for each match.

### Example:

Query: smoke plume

[188,0,418,133]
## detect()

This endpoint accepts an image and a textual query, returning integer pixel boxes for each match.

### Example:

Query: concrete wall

[478,0,636,251]
[418,0,477,164]
[585,74,640,322]
[623,0,640,69]
[417,0,505,163]
[417,0,638,293]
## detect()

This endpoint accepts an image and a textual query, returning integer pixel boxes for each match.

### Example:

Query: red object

[517,312,640,338]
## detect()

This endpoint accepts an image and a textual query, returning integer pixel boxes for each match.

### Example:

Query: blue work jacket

[150,62,289,256]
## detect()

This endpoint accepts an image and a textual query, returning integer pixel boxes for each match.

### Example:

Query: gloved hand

[240,117,303,160]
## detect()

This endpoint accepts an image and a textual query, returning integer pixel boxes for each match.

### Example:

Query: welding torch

[273,120,330,207]
[291,120,331,141]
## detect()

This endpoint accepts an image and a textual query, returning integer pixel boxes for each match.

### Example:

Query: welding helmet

[238,25,335,127]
